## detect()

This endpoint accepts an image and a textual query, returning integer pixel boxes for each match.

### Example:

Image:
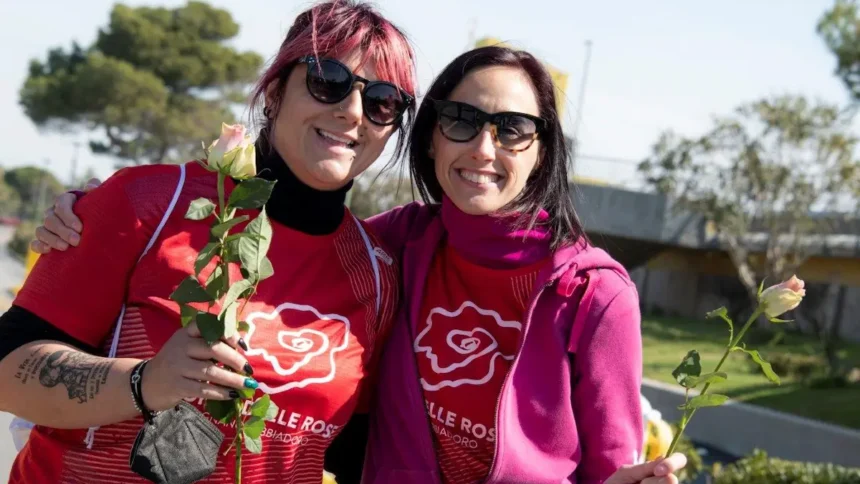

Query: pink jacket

[362,201,644,483]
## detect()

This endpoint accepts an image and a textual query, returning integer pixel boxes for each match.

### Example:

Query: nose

[335,85,363,125]
[471,124,496,162]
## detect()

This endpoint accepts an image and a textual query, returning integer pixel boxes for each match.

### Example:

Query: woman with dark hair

[29,44,686,484]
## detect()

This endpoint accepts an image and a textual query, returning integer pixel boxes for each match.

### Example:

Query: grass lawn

[641,316,860,430]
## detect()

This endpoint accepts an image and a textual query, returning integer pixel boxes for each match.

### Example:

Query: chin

[451,194,505,216]
[307,159,356,190]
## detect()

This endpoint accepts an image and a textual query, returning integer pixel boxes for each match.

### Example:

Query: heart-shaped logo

[283,337,314,353]
[456,337,480,353]
[446,329,494,356]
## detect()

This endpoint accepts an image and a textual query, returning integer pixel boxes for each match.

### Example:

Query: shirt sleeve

[13,168,155,349]
[364,201,431,261]
[572,283,644,482]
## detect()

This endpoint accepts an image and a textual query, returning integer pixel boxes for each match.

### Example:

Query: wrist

[130,360,162,423]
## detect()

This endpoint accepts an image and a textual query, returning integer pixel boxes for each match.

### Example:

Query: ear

[428,143,435,159]
[264,80,281,113]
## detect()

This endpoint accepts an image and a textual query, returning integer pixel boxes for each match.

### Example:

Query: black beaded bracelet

[130,360,160,424]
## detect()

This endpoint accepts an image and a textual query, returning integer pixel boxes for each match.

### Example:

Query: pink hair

[250,0,417,120]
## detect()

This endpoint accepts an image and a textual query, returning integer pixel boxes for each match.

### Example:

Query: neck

[441,196,551,269]
[253,138,351,235]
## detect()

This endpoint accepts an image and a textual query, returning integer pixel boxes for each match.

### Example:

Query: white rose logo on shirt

[244,302,350,394]
[414,301,522,391]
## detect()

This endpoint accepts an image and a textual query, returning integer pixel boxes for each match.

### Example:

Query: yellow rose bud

[759,275,805,319]
[208,123,257,179]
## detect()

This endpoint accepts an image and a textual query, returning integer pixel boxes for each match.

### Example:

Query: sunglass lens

[438,103,479,141]
[307,60,352,102]
[364,83,403,124]
[495,115,538,149]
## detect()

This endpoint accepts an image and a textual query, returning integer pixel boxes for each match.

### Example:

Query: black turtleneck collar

[251,135,352,235]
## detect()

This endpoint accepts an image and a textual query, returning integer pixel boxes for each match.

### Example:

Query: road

[0,225,25,482]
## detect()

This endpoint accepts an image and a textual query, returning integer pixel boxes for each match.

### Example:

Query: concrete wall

[631,265,860,343]
[642,379,860,467]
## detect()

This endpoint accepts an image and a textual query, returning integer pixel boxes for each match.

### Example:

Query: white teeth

[317,129,356,147]
[459,169,500,184]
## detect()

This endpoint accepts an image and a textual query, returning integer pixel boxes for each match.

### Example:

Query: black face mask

[129,402,224,484]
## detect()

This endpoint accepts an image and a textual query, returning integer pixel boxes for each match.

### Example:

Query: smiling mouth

[457,169,502,185]
[316,128,357,148]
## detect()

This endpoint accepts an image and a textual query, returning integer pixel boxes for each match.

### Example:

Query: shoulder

[363,201,440,256]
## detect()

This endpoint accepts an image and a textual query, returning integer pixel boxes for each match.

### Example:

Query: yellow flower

[208,123,256,179]
[759,275,805,319]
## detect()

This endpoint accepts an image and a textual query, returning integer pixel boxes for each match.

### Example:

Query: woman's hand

[30,178,101,253]
[141,320,256,411]
[605,453,688,484]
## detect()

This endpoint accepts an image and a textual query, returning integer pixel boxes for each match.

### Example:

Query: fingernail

[244,378,258,390]
[238,338,248,351]
[243,362,254,376]
[229,390,240,399]
[58,242,69,251]
[656,464,668,474]
[70,233,80,245]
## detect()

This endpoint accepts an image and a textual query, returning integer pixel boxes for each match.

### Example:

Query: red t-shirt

[11,163,399,484]
[414,243,543,484]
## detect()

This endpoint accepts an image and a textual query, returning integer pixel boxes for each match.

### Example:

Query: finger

[184,322,243,351]
[184,360,252,391]
[34,226,69,251]
[84,178,102,192]
[606,461,660,484]
[641,475,678,484]
[30,239,52,254]
[654,453,687,476]
[187,339,253,376]
[182,379,240,401]
[44,212,81,247]
[53,192,83,233]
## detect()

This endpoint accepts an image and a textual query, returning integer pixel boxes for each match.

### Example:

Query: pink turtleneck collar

[440,196,552,270]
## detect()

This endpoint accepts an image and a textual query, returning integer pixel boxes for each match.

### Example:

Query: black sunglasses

[431,99,547,153]
[297,55,414,126]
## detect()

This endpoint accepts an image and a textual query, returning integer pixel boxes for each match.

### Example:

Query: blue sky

[0,0,850,187]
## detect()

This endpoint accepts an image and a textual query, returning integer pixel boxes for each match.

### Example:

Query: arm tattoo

[14,349,115,403]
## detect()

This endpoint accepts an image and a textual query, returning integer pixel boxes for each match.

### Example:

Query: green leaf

[238,209,273,276]
[194,242,219,275]
[259,256,274,281]
[757,279,766,299]
[678,393,729,411]
[244,435,263,454]
[221,301,238,340]
[243,416,265,439]
[265,400,279,422]
[197,312,224,345]
[682,371,728,389]
[205,399,237,424]
[733,347,781,385]
[249,395,279,422]
[211,215,250,239]
[179,304,197,328]
[205,265,227,300]
[237,386,255,400]
[185,197,215,220]
[238,321,250,333]
[250,395,271,418]
[671,350,702,387]
[706,306,734,346]
[222,279,253,312]
[224,232,264,244]
[228,178,276,210]
[170,276,214,303]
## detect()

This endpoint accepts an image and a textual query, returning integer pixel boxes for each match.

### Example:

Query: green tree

[818,0,860,101]
[4,166,65,220]
[0,171,22,219]
[19,2,263,168]
[348,174,416,219]
[639,95,860,306]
